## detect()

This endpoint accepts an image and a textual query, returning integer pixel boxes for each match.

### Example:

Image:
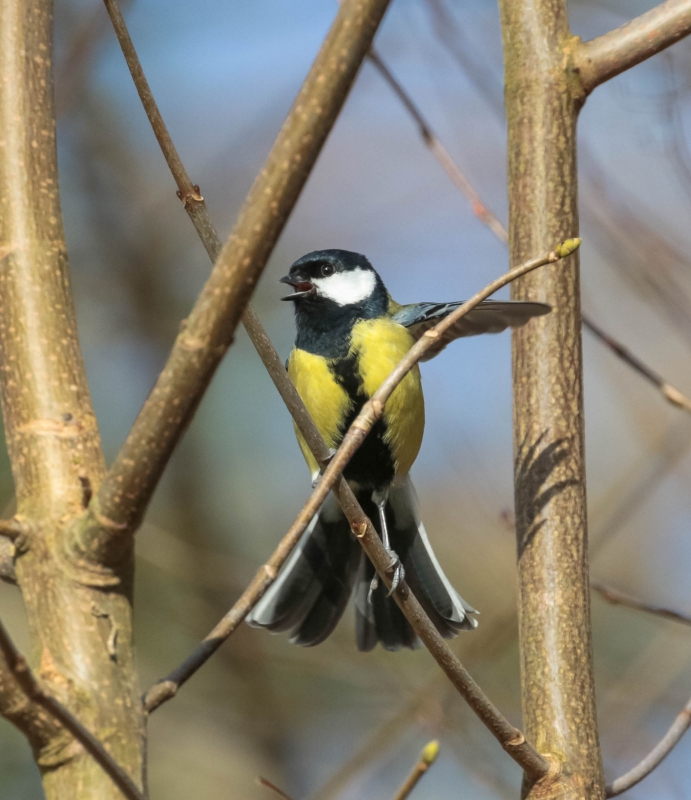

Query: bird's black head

[280,249,387,311]
[280,250,389,356]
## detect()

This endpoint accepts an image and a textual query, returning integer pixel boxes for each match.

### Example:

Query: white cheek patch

[312,268,377,306]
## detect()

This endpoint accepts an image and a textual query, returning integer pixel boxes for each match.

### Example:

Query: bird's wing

[391,299,551,361]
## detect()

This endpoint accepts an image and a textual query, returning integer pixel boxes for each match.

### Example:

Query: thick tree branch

[592,583,691,627]
[0,2,144,796]
[0,0,105,530]
[393,741,439,800]
[0,619,144,800]
[576,0,691,95]
[70,0,394,568]
[605,697,691,796]
[499,0,604,795]
[367,48,691,418]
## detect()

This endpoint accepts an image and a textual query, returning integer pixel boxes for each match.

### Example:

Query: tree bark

[497,1,604,797]
[0,1,144,796]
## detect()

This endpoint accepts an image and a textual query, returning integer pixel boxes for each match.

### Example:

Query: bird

[246,249,550,651]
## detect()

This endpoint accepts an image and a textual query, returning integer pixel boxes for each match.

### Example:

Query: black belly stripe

[330,351,395,491]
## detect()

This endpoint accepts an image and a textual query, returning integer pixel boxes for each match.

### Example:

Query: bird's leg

[368,489,404,601]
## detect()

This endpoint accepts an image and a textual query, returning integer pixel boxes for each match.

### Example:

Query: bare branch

[257,776,295,800]
[367,47,691,419]
[367,48,509,243]
[592,583,691,627]
[576,0,691,95]
[582,318,691,414]
[605,697,691,796]
[0,1,144,793]
[499,0,603,792]
[393,741,439,800]
[0,618,144,800]
[70,0,394,567]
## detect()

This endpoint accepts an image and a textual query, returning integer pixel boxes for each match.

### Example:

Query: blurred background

[3,0,691,797]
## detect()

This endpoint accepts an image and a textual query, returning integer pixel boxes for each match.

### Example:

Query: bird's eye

[321,263,335,277]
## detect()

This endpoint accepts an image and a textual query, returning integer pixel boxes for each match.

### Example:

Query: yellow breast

[287,348,352,478]
[287,318,425,482]
[350,318,424,477]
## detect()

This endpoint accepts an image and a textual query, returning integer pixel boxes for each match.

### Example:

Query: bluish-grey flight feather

[391,299,551,360]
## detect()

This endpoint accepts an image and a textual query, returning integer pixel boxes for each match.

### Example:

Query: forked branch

[576,0,691,94]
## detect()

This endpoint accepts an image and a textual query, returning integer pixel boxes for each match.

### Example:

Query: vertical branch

[0,1,144,797]
[498,2,604,798]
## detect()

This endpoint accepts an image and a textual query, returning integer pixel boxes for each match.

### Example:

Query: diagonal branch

[367,47,691,418]
[592,583,691,627]
[605,696,691,796]
[0,618,144,800]
[69,0,394,567]
[144,247,576,783]
[576,0,691,95]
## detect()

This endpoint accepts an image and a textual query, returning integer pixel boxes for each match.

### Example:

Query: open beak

[279,274,315,301]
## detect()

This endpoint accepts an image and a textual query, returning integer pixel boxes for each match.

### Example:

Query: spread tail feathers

[246,477,477,650]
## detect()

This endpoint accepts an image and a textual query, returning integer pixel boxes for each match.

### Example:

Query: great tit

[247,249,550,651]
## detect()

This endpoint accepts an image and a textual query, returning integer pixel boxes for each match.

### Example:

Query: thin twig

[393,741,439,800]
[72,0,394,567]
[0,618,144,800]
[367,48,508,243]
[605,696,691,796]
[592,583,691,627]
[581,317,691,413]
[576,0,691,95]
[368,45,691,417]
[257,776,295,800]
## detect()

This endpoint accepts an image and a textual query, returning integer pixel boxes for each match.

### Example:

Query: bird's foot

[386,550,404,596]
[367,550,404,603]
